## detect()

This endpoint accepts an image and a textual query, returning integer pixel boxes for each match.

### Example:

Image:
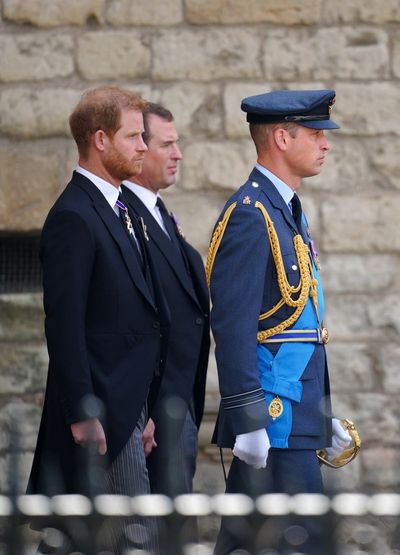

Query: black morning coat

[122,186,210,438]
[27,172,170,496]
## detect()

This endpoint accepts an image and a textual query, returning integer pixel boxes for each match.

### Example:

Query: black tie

[291,193,303,231]
[156,197,192,275]
[156,197,181,249]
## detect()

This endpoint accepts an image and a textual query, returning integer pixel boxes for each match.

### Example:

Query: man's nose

[173,144,183,160]
[321,134,330,151]
[138,136,148,152]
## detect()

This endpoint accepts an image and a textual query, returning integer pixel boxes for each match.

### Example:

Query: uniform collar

[255,163,294,208]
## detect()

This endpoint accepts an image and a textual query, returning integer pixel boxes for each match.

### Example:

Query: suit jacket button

[153,322,160,329]
[195,317,203,325]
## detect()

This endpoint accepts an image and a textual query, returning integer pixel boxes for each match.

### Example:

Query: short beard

[103,142,142,182]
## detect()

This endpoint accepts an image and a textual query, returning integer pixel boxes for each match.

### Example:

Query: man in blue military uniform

[207,89,352,554]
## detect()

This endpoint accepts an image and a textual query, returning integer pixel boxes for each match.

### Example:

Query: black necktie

[156,197,192,275]
[156,197,181,249]
[291,193,303,230]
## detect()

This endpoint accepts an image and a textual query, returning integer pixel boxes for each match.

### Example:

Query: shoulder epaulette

[236,180,263,208]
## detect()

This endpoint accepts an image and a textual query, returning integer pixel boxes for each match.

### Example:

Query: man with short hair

[28,86,169,554]
[122,103,210,496]
[207,89,352,554]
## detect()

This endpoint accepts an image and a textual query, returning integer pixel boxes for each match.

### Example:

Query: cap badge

[328,96,336,115]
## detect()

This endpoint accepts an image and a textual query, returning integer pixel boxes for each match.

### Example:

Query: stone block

[321,196,400,252]
[306,136,380,193]
[160,189,223,254]
[185,0,320,25]
[155,83,222,139]
[106,0,182,25]
[182,140,255,193]
[378,344,400,395]
[3,0,105,27]
[0,294,44,342]
[361,448,400,489]
[0,143,64,231]
[262,27,389,81]
[0,343,48,395]
[0,34,73,82]
[224,82,271,139]
[334,83,400,136]
[322,0,400,24]
[367,294,400,336]
[327,342,375,394]
[62,143,80,186]
[394,37,400,78]
[0,88,81,139]
[345,393,399,445]
[0,401,42,451]
[321,254,399,293]
[0,451,34,493]
[77,31,150,81]
[325,295,385,342]
[153,29,262,81]
[367,137,400,190]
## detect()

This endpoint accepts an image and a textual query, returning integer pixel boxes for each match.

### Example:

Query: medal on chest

[307,227,321,271]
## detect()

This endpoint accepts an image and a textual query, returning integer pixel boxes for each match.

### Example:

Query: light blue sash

[258,251,324,448]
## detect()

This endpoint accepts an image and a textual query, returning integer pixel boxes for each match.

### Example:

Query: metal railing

[1,492,400,554]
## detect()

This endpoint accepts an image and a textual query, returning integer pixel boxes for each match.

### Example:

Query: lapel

[179,240,210,315]
[122,186,202,310]
[72,173,156,309]
[249,167,308,242]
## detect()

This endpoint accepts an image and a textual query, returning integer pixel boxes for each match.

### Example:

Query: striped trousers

[101,407,159,554]
[36,407,159,555]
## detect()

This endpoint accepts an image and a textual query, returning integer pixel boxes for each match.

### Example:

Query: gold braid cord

[206,200,318,342]
[255,201,317,342]
[206,202,237,289]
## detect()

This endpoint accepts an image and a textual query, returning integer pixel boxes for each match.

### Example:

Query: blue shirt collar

[255,163,294,208]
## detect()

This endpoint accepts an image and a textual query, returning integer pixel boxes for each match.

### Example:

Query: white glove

[325,418,352,461]
[233,428,270,469]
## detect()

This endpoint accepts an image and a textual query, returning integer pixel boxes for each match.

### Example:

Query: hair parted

[142,102,174,144]
[69,86,148,157]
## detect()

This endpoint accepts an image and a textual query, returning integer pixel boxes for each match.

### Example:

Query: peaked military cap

[241,89,340,129]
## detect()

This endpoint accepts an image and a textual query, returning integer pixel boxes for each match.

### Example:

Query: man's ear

[273,127,289,152]
[93,129,107,152]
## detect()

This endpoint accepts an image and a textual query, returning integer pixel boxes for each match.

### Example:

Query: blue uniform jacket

[210,167,331,449]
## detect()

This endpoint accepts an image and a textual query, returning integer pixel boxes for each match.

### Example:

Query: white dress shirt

[123,181,170,237]
[75,165,121,215]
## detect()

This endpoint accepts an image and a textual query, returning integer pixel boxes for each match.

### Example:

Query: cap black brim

[298,119,340,130]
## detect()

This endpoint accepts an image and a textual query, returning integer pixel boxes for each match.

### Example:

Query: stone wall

[1,0,400,498]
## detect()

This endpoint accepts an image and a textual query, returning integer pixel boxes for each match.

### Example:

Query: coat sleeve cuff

[221,388,265,410]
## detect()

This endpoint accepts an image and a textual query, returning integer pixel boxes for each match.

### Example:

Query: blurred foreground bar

[0,493,399,554]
